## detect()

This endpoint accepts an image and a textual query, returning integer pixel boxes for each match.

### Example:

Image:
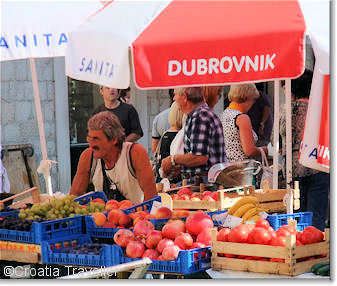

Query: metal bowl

[208,160,261,188]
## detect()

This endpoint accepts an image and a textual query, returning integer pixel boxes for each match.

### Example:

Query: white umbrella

[0,1,104,195]
[298,0,330,173]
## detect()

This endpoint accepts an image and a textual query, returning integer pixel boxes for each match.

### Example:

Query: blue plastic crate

[115,245,211,275]
[74,191,108,205]
[123,196,161,214]
[267,212,313,231]
[0,215,84,244]
[0,209,19,218]
[85,215,119,240]
[207,209,228,227]
[42,234,118,267]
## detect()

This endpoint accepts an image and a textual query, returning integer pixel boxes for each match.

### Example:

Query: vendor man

[70,111,157,204]
[161,87,227,183]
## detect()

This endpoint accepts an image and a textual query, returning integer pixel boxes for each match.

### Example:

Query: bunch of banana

[227,196,264,222]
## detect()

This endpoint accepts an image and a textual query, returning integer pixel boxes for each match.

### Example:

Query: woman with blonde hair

[221,83,268,162]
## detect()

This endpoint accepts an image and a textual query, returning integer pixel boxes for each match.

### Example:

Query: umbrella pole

[285,79,292,189]
[29,58,53,195]
[272,80,280,189]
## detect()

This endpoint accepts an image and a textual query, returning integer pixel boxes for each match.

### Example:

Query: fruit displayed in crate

[211,220,329,276]
[227,196,265,222]
[91,205,192,230]
[171,187,220,201]
[17,195,105,221]
[185,211,214,236]
[153,207,172,219]
[113,211,215,261]
[0,217,34,231]
[51,241,103,255]
[104,199,134,211]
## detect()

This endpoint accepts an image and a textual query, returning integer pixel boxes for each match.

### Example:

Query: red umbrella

[66,0,305,89]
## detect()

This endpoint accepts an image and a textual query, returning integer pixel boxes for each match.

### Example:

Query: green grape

[18,212,27,219]
[54,210,59,215]
[69,214,75,218]
[60,209,66,215]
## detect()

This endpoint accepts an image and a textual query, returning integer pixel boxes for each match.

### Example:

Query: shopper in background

[93,86,143,142]
[202,86,223,109]
[151,89,175,154]
[161,87,226,183]
[153,101,184,183]
[249,83,273,146]
[221,83,268,162]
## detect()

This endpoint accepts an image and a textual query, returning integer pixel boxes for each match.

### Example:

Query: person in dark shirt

[154,101,184,183]
[93,86,143,142]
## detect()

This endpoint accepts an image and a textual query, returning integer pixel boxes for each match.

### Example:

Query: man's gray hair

[88,111,125,149]
[174,87,203,104]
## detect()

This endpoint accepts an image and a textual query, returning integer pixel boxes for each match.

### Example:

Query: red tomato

[300,226,324,244]
[255,219,270,230]
[296,239,303,246]
[217,227,231,242]
[270,236,287,246]
[247,227,272,245]
[296,231,302,241]
[267,227,277,239]
[276,228,291,237]
[227,224,251,243]
[279,225,296,234]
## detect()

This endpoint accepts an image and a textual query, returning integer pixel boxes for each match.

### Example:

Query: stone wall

[1,58,57,193]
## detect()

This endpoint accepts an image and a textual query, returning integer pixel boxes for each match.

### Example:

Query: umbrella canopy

[1,1,104,194]
[298,0,330,173]
[66,0,306,89]
[1,1,104,61]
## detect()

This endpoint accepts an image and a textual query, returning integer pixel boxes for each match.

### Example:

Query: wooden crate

[210,228,329,276]
[159,186,247,211]
[157,179,299,213]
[0,240,41,263]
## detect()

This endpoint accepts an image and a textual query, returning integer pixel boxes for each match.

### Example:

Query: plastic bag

[170,128,184,155]
[259,147,273,189]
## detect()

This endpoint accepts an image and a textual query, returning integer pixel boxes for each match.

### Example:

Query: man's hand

[161,156,173,176]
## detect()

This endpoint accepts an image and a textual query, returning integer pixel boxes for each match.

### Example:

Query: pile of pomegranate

[113,211,214,260]
[171,187,219,202]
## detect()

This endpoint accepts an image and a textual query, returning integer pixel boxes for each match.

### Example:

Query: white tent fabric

[298,0,330,172]
[1,1,103,60]
[1,1,103,194]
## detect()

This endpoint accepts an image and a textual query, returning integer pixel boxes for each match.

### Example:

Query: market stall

[0,0,330,280]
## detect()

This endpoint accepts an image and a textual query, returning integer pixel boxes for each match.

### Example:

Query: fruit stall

[0,185,330,279]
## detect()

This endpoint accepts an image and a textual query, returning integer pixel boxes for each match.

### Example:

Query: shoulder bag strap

[89,150,97,183]
[259,147,269,167]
